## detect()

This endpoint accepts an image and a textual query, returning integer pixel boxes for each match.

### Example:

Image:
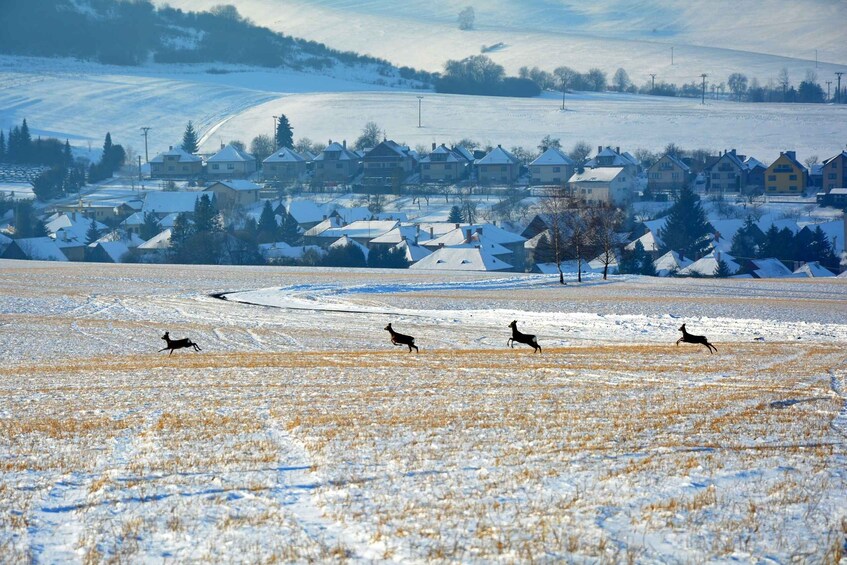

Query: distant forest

[0,0,434,83]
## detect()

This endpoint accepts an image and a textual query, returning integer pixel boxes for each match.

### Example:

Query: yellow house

[765,151,807,194]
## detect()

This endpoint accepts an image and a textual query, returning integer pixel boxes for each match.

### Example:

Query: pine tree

[181,121,199,153]
[140,211,162,241]
[278,210,301,245]
[63,140,73,167]
[257,200,279,243]
[169,212,193,263]
[275,115,293,149]
[714,258,731,278]
[658,185,711,258]
[193,194,221,233]
[19,119,31,162]
[810,226,837,267]
[0,130,6,161]
[730,216,762,259]
[102,132,113,162]
[447,205,464,223]
[85,218,103,245]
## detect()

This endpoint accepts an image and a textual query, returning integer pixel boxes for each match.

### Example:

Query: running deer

[159,331,202,355]
[676,324,717,354]
[384,323,418,353]
[508,320,541,353]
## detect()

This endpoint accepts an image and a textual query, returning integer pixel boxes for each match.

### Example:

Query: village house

[141,191,202,219]
[568,167,634,206]
[820,151,847,193]
[586,146,639,177]
[313,141,360,185]
[262,147,308,184]
[150,146,203,179]
[529,148,575,186]
[306,219,399,247]
[362,140,417,189]
[411,246,514,272]
[203,180,261,210]
[475,145,521,185]
[764,151,808,194]
[206,144,257,179]
[704,149,747,193]
[419,144,471,183]
[646,153,690,194]
[1,237,68,262]
[421,224,526,271]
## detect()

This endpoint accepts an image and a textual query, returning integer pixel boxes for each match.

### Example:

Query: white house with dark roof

[476,145,521,185]
[568,167,634,206]
[150,146,203,179]
[529,148,575,186]
[207,144,257,178]
[263,147,308,183]
[203,180,261,209]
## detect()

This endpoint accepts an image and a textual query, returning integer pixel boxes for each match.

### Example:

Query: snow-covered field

[1,259,846,562]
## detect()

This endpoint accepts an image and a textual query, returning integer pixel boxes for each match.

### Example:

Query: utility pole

[140,126,151,163]
[826,81,832,101]
[671,46,674,65]
[137,155,142,182]
[836,72,844,104]
[416,96,423,127]
[649,73,656,93]
[561,77,566,109]
[700,73,708,105]
[815,49,818,68]
[272,115,278,149]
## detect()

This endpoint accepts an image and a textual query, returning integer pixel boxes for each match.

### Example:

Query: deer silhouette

[508,320,541,353]
[384,323,418,353]
[676,324,716,354]
[159,331,202,355]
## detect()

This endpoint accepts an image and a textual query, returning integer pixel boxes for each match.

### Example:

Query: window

[500,166,507,172]
[227,164,235,170]
[768,175,776,181]
[789,185,797,190]
[789,174,797,180]
[212,164,219,170]
[829,173,837,179]
[553,167,560,172]
[712,173,720,179]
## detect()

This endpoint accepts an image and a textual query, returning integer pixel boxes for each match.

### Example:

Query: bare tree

[250,134,274,164]
[612,68,631,92]
[538,135,561,152]
[563,201,594,283]
[727,72,748,101]
[568,141,592,169]
[354,121,384,150]
[539,189,570,284]
[777,67,791,101]
[458,6,475,30]
[592,208,625,280]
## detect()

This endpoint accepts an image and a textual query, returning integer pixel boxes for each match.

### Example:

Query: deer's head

[162,331,170,340]
[678,324,686,332]
[509,320,517,329]
[384,324,392,332]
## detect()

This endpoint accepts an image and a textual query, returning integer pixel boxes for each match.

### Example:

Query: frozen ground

[1,260,846,562]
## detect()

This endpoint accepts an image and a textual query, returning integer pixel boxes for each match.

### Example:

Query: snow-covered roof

[286,200,330,225]
[319,220,399,241]
[207,180,261,192]
[419,144,465,164]
[263,147,307,164]
[95,231,145,248]
[569,167,624,183]
[137,228,172,250]
[748,258,793,278]
[410,246,513,272]
[7,237,68,261]
[743,156,766,170]
[332,206,372,224]
[207,144,255,163]
[625,231,662,253]
[530,147,575,167]
[89,241,131,263]
[46,214,109,247]
[798,219,845,254]
[586,147,638,168]
[678,252,740,276]
[793,261,835,277]
[142,192,201,215]
[150,146,202,163]
[709,219,745,253]
[423,224,525,248]
[392,239,432,263]
[370,225,430,245]
[653,250,693,277]
[476,146,520,166]
[329,235,369,259]
[315,142,359,161]
[259,242,323,260]
[303,216,345,237]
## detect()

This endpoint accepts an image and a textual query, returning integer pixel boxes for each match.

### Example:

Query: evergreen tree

[257,200,279,243]
[809,226,837,268]
[102,132,113,161]
[0,130,6,161]
[368,246,410,269]
[619,240,656,276]
[140,211,162,241]
[168,212,193,262]
[181,121,199,153]
[7,126,21,162]
[85,218,103,245]
[275,114,293,149]
[30,167,64,201]
[321,243,367,268]
[278,210,301,245]
[729,216,763,259]
[658,185,711,258]
[447,205,464,223]
[193,194,221,233]
[63,140,73,167]
[761,225,795,260]
[714,258,732,278]
[533,233,556,264]
[19,119,31,162]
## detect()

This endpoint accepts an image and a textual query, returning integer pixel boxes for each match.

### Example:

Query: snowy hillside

[1,260,846,562]
[164,0,847,82]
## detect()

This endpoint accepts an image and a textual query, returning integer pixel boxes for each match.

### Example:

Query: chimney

[497,144,501,149]
[598,146,602,154]
[169,145,173,151]
[432,142,436,151]
[429,227,434,239]
[616,146,620,154]
[786,150,796,161]
[455,223,460,229]
[465,228,472,243]
[343,139,347,149]
[438,243,444,248]
[476,227,483,236]
[221,142,225,150]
